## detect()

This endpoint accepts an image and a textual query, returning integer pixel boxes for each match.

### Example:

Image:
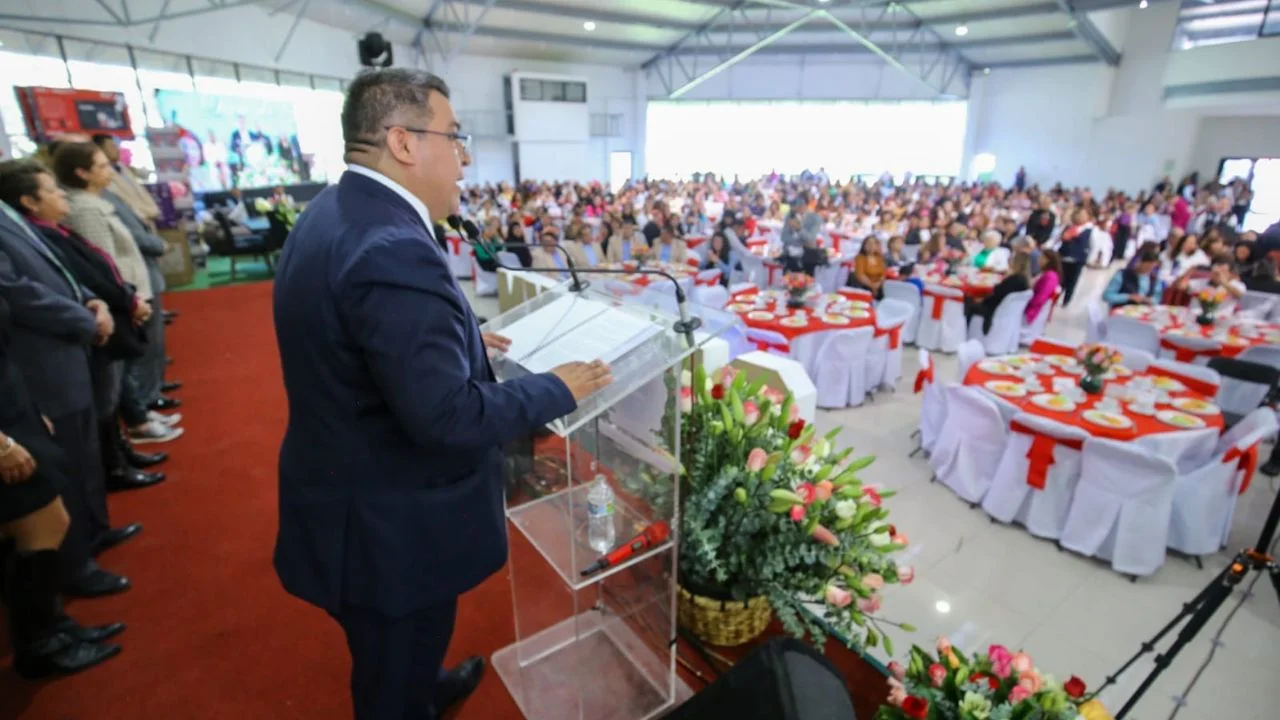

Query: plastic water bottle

[586,474,616,554]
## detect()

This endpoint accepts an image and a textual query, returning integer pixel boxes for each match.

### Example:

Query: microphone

[461,237,704,346]
[579,521,670,577]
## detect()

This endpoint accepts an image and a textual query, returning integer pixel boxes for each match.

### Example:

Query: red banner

[16,86,135,142]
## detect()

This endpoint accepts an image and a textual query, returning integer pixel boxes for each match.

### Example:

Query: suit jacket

[103,190,166,294]
[63,189,153,299]
[529,246,576,282]
[0,205,98,417]
[605,232,643,264]
[653,240,689,266]
[272,171,576,618]
[107,167,160,228]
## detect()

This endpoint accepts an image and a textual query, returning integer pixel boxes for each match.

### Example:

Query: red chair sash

[922,288,958,320]
[887,325,901,350]
[1159,337,1218,364]
[695,270,722,287]
[1029,338,1075,356]
[913,363,934,393]
[753,337,791,353]
[1146,365,1219,397]
[1223,443,1260,495]
[1010,419,1084,490]
[446,235,463,255]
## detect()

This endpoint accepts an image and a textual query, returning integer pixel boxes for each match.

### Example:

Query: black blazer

[35,223,146,360]
[977,274,1030,334]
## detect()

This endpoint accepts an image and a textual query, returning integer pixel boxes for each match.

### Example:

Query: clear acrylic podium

[484,281,734,720]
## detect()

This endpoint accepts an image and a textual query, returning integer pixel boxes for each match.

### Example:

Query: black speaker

[357,32,393,68]
[665,638,856,720]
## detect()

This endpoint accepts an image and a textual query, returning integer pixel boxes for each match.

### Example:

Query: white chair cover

[1169,409,1277,558]
[1149,359,1221,394]
[1238,344,1280,371]
[1108,345,1154,371]
[472,258,498,297]
[1158,334,1221,366]
[789,331,833,380]
[957,339,986,380]
[734,253,768,286]
[917,283,966,353]
[1104,316,1161,358]
[814,263,844,293]
[814,327,875,408]
[931,385,1007,503]
[1059,438,1179,577]
[443,233,472,278]
[745,327,791,356]
[883,280,922,344]
[872,299,913,391]
[1085,302,1108,344]
[968,289,1033,355]
[917,349,946,454]
[1020,295,1054,346]
[1237,291,1278,319]
[693,284,729,310]
[982,413,1091,539]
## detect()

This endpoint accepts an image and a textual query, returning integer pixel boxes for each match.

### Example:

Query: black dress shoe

[437,656,485,713]
[63,567,131,598]
[161,380,183,393]
[163,309,179,319]
[107,468,166,492]
[91,523,144,555]
[147,397,182,411]
[14,633,122,679]
[57,616,127,643]
[127,449,169,468]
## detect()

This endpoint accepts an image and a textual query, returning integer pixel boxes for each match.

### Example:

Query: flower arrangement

[784,272,814,308]
[1074,344,1122,395]
[875,640,1092,720]
[1196,286,1228,324]
[677,364,913,650]
[631,243,653,264]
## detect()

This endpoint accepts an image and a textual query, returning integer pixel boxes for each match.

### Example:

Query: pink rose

[1018,669,1043,694]
[927,663,947,687]
[862,573,885,590]
[795,482,817,505]
[746,447,768,472]
[936,636,953,655]
[891,532,909,547]
[898,566,915,585]
[988,644,1013,679]
[856,594,881,614]
[887,683,908,708]
[1009,685,1032,705]
[788,402,800,421]
[824,584,852,608]
[742,400,760,425]
[716,366,738,385]
[789,505,806,522]
[763,386,784,405]
[790,445,812,465]
[814,480,834,501]
[1011,651,1033,674]
[888,661,906,681]
[810,524,840,546]
[679,386,693,413]
[862,486,883,508]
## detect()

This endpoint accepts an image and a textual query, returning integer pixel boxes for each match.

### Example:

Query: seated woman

[1103,246,1163,308]
[471,217,506,272]
[884,235,912,275]
[653,224,688,266]
[849,236,887,300]
[973,230,1011,272]
[1025,249,1062,324]
[701,232,732,287]
[966,251,1032,334]
[502,219,533,268]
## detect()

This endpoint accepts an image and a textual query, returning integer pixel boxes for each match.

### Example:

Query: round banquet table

[918,269,1003,298]
[963,352,1224,467]
[748,246,857,287]
[1110,304,1280,361]
[728,288,875,341]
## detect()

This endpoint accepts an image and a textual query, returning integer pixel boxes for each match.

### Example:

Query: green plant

[677,363,914,650]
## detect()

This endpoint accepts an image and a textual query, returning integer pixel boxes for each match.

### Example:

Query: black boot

[115,422,167,468]
[5,549,122,678]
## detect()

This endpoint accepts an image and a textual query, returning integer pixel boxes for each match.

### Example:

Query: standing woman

[1056,208,1092,305]
[0,295,124,677]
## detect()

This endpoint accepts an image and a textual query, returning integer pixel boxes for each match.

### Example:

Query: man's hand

[481,332,511,354]
[133,300,153,326]
[551,360,614,402]
[86,299,114,346]
[0,437,36,484]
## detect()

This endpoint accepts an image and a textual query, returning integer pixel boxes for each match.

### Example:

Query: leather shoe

[161,380,183,393]
[147,397,182,411]
[127,449,168,468]
[163,309,178,320]
[13,633,122,679]
[63,567,131,598]
[107,468,165,492]
[436,656,485,714]
[57,617,127,643]
[91,523,144,555]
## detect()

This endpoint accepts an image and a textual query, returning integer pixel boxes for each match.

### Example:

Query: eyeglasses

[385,125,472,153]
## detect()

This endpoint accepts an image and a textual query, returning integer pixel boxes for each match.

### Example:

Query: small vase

[1079,373,1104,395]
[786,290,807,309]
[1196,313,1215,326]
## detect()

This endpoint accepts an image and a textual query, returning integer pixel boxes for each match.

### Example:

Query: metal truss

[643,1,972,99]
[0,0,264,27]
[412,0,502,72]
[1055,0,1121,66]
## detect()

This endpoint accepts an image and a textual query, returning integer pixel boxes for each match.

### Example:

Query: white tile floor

[464,268,1280,720]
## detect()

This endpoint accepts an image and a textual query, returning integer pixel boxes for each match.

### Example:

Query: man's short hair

[1136,246,1160,264]
[1210,252,1233,267]
[341,68,450,146]
[91,134,115,147]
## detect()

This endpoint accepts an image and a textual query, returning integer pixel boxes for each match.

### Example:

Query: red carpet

[0,281,887,720]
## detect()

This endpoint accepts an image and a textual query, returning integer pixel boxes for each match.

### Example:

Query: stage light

[983,67,991,74]
[584,21,596,31]
[955,24,969,37]
[935,600,952,614]
[1139,0,1148,8]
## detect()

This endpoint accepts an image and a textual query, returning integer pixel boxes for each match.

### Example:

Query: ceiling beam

[670,9,822,98]
[979,54,1099,70]
[1055,0,1121,66]
[0,0,263,27]
[675,30,1078,56]
[447,0,703,31]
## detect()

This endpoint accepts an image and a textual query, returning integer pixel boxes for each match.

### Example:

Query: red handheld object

[579,521,670,576]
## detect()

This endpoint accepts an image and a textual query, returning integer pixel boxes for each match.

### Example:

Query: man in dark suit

[0,192,132,597]
[272,69,612,720]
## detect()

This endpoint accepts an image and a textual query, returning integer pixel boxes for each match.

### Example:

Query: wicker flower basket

[677,584,771,647]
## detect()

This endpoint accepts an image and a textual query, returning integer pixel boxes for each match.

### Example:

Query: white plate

[1156,409,1206,429]
[844,309,871,319]
[1103,365,1134,379]
[1170,397,1220,416]
[821,314,851,325]
[1127,403,1157,416]
[1030,393,1076,413]
[983,380,1027,398]
[779,316,808,328]
[977,360,1020,376]
[1151,376,1186,392]
[1083,410,1134,430]
[727,303,755,313]
[1043,354,1079,368]
[747,311,775,321]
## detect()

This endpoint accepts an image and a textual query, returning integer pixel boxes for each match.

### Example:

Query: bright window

[645,100,968,182]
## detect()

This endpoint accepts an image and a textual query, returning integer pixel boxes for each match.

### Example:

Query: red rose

[1063,675,1087,699]
[711,384,725,400]
[887,524,897,536]
[969,672,1000,692]
[901,696,929,720]
[787,419,806,439]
